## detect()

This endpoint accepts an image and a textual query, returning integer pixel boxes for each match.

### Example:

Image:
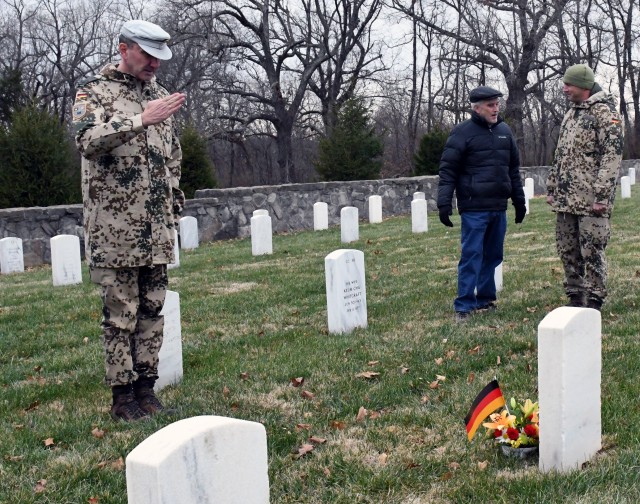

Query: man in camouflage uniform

[73,20,186,421]
[547,64,624,311]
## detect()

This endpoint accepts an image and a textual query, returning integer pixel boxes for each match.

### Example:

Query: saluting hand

[142,93,186,127]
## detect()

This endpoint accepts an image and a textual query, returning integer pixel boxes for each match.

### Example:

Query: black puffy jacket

[437,112,525,213]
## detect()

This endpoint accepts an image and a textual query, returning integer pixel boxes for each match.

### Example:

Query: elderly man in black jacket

[437,86,527,323]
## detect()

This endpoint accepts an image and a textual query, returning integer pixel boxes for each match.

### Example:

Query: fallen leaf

[309,436,326,444]
[429,381,439,389]
[88,498,99,504]
[378,453,388,465]
[449,462,461,470]
[111,458,125,471]
[297,443,314,457]
[295,423,312,431]
[34,479,47,493]
[441,472,453,480]
[239,372,250,380]
[497,355,501,365]
[468,345,481,355]
[435,374,446,381]
[356,406,368,422]
[323,467,331,476]
[5,455,23,462]
[290,377,305,387]
[331,420,346,430]
[434,358,444,365]
[523,317,529,323]
[301,390,315,400]
[477,460,489,470]
[223,386,230,397]
[367,360,379,366]
[25,401,40,412]
[446,350,455,358]
[467,372,475,384]
[421,395,430,404]
[34,365,42,373]
[83,337,89,344]
[405,462,421,469]
[43,438,55,448]
[91,428,105,439]
[355,371,380,379]
[526,306,537,313]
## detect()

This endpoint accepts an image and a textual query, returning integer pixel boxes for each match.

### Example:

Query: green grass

[2,193,640,503]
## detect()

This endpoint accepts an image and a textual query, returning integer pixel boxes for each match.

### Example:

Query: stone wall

[1,163,634,267]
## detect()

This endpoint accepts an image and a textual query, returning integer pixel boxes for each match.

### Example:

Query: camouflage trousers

[555,212,610,302]
[90,265,168,387]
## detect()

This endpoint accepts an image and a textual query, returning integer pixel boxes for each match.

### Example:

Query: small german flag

[464,379,505,441]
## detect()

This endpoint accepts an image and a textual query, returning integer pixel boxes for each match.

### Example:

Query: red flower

[524,424,538,438]
[507,427,520,440]
[493,429,503,438]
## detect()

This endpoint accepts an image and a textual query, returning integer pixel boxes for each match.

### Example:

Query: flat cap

[469,86,503,103]
[121,20,172,60]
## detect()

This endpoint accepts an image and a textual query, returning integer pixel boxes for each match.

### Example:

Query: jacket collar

[471,111,503,128]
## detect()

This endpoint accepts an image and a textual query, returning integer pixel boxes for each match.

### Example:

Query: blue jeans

[454,211,507,313]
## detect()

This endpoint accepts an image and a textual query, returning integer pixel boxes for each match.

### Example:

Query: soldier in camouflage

[73,20,186,421]
[546,64,624,311]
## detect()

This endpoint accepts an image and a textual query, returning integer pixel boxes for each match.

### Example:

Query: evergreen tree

[0,104,80,209]
[179,124,217,199]
[0,68,25,126]
[315,98,383,181]
[413,127,450,176]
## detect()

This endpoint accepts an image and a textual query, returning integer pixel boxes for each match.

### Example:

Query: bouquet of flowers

[483,397,539,448]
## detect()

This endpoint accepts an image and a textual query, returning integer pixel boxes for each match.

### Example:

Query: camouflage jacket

[73,64,184,268]
[547,88,624,217]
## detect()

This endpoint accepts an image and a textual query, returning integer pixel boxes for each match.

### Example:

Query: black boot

[586,297,603,311]
[111,384,149,422]
[133,377,165,415]
[565,293,584,307]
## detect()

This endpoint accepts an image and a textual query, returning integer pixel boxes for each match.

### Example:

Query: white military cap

[120,20,172,60]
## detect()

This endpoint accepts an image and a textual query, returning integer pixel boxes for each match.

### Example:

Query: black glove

[439,207,454,227]
[515,205,526,224]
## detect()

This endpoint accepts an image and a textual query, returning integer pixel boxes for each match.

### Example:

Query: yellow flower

[521,399,539,419]
[482,409,516,430]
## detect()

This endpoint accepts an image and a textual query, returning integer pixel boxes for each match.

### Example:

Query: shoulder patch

[72,103,87,120]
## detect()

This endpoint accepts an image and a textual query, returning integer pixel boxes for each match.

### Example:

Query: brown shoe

[134,378,165,415]
[110,391,149,422]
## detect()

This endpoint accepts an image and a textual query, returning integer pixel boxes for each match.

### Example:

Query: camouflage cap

[469,86,503,103]
[563,64,595,90]
[121,20,172,60]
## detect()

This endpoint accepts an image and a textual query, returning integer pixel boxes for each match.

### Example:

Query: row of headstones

[0,216,201,277]
[126,301,602,503]
[251,177,546,257]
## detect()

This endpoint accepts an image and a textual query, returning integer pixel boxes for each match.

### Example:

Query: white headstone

[0,237,25,274]
[340,207,359,243]
[314,202,329,231]
[155,290,183,392]
[179,216,199,250]
[168,229,180,269]
[538,307,601,472]
[524,177,535,200]
[411,199,428,233]
[50,235,82,286]
[629,167,636,185]
[413,192,426,200]
[126,416,269,504]
[494,262,503,292]
[621,175,631,198]
[325,249,367,334]
[368,195,382,224]
[251,214,273,255]
[253,209,269,217]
